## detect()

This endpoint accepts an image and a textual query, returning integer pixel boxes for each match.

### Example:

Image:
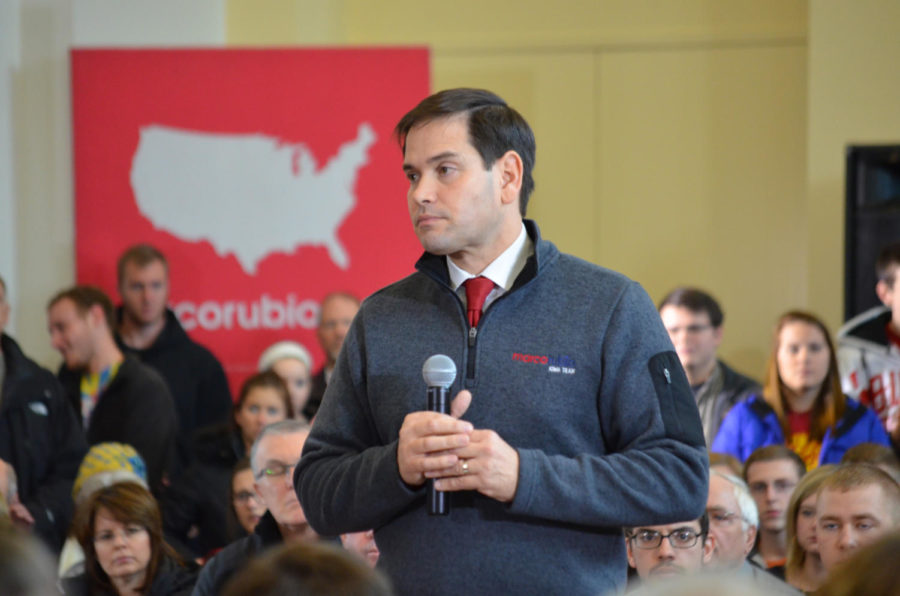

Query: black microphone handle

[426,385,450,516]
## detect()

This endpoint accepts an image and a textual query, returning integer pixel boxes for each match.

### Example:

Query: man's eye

[438,166,453,175]
[405,172,419,183]
[821,522,838,532]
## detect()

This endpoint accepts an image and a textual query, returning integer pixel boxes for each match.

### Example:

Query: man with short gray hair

[193,419,316,596]
[706,470,799,593]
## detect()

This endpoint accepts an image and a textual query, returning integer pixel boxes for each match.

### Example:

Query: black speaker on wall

[845,144,900,321]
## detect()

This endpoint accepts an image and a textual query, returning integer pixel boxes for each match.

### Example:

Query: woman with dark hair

[162,371,292,560]
[713,310,889,468]
[229,457,266,537]
[64,482,195,595]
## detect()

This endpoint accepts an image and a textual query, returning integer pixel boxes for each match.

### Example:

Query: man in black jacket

[49,285,177,496]
[115,244,232,471]
[0,275,86,552]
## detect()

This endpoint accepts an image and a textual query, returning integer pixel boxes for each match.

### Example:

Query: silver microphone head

[422,354,457,389]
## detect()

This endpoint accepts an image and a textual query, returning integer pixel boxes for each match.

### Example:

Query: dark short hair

[876,241,900,286]
[658,287,724,328]
[117,244,168,289]
[394,88,536,216]
[47,285,116,333]
[743,444,807,482]
[222,540,394,596]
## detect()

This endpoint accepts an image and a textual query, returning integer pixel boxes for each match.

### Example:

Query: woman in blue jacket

[712,310,889,468]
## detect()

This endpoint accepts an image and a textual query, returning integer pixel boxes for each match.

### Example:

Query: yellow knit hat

[72,442,148,503]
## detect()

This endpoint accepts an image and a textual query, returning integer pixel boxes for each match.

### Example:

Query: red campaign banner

[71,48,429,395]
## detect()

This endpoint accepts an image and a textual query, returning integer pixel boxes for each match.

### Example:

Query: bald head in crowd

[815,463,900,571]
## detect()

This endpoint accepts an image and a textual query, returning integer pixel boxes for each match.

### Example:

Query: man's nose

[838,526,857,550]
[411,175,437,204]
[656,538,675,559]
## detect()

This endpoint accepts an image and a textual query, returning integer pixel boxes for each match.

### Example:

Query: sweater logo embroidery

[511,353,576,375]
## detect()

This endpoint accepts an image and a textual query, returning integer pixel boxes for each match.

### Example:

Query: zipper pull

[468,326,477,347]
[663,367,671,384]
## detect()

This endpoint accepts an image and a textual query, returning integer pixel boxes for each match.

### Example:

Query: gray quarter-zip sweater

[296,220,708,596]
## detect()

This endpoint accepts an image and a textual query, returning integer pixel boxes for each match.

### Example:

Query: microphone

[422,354,457,516]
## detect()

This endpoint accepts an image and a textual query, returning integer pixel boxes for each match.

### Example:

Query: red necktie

[464,276,494,327]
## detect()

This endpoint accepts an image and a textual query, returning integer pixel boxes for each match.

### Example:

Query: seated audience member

[64,482,196,596]
[192,420,317,596]
[230,457,266,537]
[0,274,87,552]
[258,341,314,420]
[340,530,379,568]
[163,371,292,559]
[305,292,360,419]
[60,443,149,580]
[0,529,60,596]
[221,541,393,596]
[49,285,177,495]
[625,513,715,583]
[713,311,890,468]
[659,287,761,447]
[838,241,900,445]
[784,464,836,592]
[840,442,900,483]
[743,446,806,576]
[709,452,743,477]
[115,244,232,473]
[706,471,799,594]
[815,531,900,596]
[815,463,900,573]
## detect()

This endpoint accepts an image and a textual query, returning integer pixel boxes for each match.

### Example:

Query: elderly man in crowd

[706,470,800,594]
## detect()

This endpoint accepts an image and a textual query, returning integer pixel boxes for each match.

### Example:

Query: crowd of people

[0,86,899,595]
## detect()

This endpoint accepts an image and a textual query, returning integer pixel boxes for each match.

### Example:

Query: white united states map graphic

[130,123,377,274]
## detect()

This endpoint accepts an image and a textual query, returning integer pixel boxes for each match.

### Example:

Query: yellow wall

[226,0,808,378]
[807,0,900,330]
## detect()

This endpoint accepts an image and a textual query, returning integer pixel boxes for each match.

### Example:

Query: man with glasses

[707,470,801,593]
[743,446,806,577]
[193,420,317,596]
[625,513,715,581]
[659,287,761,447]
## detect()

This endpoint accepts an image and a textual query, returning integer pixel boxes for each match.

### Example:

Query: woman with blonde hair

[713,310,889,468]
[784,464,835,592]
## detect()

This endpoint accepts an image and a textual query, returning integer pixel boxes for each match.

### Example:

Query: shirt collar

[447,223,531,291]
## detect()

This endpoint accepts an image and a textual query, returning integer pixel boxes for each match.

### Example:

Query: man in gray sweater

[295,88,708,595]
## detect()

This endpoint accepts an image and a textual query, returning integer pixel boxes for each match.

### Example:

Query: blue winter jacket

[711,394,890,464]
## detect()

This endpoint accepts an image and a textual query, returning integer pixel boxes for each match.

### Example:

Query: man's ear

[744,524,758,557]
[497,150,523,207]
[702,532,716,565]
[625,535,636,569]
[876,279,894,308]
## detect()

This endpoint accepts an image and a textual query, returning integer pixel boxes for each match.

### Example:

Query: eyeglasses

[748,480,797,495]
[255,460,298,480]
[233,490,260,504]
[627,528,703,549]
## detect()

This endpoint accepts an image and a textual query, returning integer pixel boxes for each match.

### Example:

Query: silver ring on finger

[461,459,469,475]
